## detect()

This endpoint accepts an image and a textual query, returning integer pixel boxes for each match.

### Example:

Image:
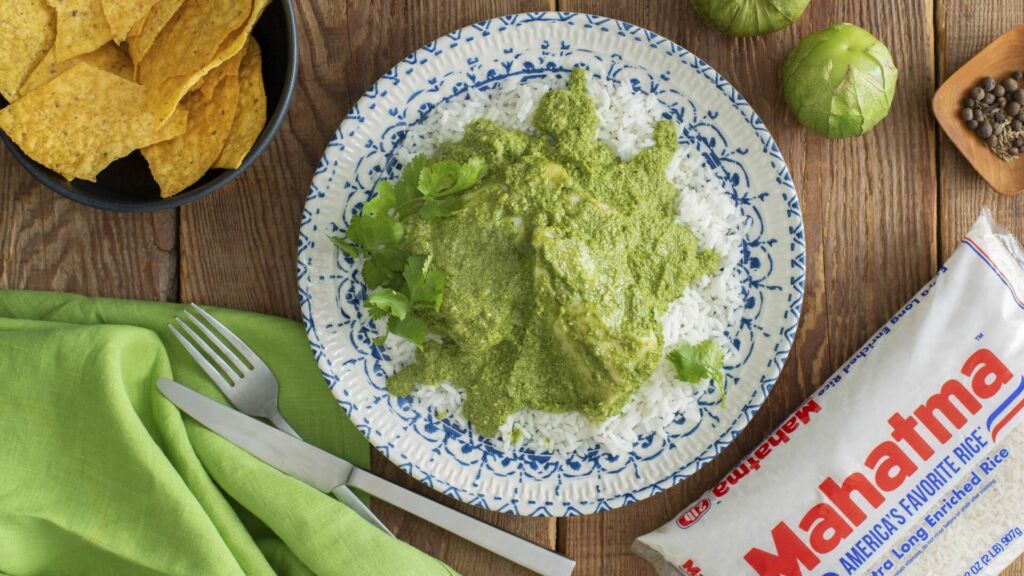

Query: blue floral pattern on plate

[297,12,804,517]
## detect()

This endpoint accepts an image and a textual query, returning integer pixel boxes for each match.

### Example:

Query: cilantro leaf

[418,160,462,197]
[667,340,725,402]
[363,181,396,217]
[388,313,428,347]
[449,156,487,194]
[417,157,487,199]
[362,258,397,289]
[404,254,445,311]
[346,213,404,252]
[367,289,411,320]
[395,156,428,203]
[362,247,407,289]
[420,196,464,219]
[329,235,362,258]
[341,155,478,347]
[390,156,487,218]
[374,247,408,271]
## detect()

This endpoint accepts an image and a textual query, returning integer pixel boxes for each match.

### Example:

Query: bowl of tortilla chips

[0,0,297,212]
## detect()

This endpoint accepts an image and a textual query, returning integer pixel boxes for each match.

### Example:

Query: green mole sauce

[389,68,719,435]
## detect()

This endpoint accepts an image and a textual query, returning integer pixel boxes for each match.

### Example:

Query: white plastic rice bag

[635,211,1024,576]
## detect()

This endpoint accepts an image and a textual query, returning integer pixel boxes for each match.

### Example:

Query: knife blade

[158,377,354,490]
[327,479,392,536]
[157,378,576,576]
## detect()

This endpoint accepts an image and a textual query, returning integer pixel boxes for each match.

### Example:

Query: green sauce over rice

[388,68,720,435]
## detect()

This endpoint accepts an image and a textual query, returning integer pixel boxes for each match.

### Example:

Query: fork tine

[182,309,249,375]
[190,304,262,368]
[175,316,245,381]
[169,323,234,394]
[173,318,243,382]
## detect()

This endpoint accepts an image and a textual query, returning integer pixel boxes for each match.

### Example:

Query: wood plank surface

[0,157,177,302]
[4,0,1024,574]
[175,2,556,576]
[557,1,938,574]
[937,2,1024,574]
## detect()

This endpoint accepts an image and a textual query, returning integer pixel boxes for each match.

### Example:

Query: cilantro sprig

[667,339,726,404]
[329,155,487,346]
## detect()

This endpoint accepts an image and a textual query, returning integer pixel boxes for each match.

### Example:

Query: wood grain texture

[937,3,1024,574]
[557,1,937,574]
[177,2,556,575]
[0,156,177,301]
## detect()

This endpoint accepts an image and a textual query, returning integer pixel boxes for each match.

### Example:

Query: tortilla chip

[0,63,175,181]
[126,0,182,65]
[193,44,246,101]
[48,0,113,63]
[140,0,249,81]
[0,0,56,101]
[21,42,132,95]
[188,45,243,108]
[142,54,241,197]
[101,0,160,43]
[126,5,147,39]
[139,0,268,125]
[205,0,270,77]
[150,104,188,144]
[214,38,264,169]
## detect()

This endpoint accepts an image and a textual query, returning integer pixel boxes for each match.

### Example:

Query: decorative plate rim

[298,11,805,517]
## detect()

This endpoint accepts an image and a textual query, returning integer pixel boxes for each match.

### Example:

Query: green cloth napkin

[0,290,457,576]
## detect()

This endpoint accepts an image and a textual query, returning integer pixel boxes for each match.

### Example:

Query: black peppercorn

[960,73,1024,160]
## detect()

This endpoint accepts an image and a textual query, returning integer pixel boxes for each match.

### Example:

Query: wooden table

[2,1,1022,574]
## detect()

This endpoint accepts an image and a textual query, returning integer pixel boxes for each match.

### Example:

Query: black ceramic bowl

[0,0,297,212]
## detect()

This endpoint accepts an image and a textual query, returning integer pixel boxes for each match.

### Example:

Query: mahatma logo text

[743,348,1013,576]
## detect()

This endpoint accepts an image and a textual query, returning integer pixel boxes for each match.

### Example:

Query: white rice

[382,74,745,455]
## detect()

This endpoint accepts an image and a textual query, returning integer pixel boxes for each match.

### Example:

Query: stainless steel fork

[169,303,392,536]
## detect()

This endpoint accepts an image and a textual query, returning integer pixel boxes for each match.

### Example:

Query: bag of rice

[634,210,1024,576]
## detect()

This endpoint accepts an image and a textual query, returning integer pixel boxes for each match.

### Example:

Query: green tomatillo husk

[692,0,810,36]
[782,23,899,138]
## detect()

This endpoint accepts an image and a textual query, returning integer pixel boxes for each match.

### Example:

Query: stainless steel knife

[157,377,576,576]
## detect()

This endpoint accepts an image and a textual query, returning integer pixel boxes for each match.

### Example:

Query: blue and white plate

[298,12,804,517]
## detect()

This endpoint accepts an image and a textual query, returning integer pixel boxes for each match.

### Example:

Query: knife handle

[347,468,576,576]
